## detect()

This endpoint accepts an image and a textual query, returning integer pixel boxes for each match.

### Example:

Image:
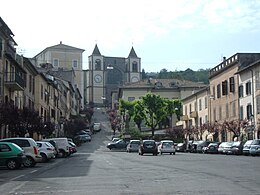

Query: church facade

[84,44,141,106]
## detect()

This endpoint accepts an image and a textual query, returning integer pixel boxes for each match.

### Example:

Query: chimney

[60,41,62,44]
[223,56,226,61]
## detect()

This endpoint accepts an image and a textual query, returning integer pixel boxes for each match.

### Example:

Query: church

[84,44,141,107]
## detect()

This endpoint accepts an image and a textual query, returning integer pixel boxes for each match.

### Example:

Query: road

[0,109,260,195]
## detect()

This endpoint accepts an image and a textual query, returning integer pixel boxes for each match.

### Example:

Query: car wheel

[170,153,172,155]
[40,153,48,163]
[173,152,176,155]
[141,152,143,155]
[23,156,36,167]
[59,150,66,158]
[6,159,19,170]
[160,151,163,155]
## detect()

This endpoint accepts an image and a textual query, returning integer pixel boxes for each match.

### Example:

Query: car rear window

[131,141,140,144]
[143,141,155,145]
[252,140,260,145]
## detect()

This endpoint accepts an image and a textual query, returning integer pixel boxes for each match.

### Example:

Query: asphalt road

[0,109,260,195]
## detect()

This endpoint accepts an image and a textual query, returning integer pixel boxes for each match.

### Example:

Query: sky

[1,0,260,72]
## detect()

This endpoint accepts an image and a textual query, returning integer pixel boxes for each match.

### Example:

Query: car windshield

[130,141,140,144]
[244,140,253,145]
[232,141,241,146]
[177,143,184,146]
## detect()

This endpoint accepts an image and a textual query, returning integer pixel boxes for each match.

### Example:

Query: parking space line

[30,170,37,174]
[10,174,24,181]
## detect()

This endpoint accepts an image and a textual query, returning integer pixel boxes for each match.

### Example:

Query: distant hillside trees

[146,68,209,84]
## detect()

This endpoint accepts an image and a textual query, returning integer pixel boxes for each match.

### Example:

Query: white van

[43,138,70,157]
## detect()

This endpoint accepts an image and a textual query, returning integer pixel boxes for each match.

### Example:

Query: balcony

[4,72,25,91]
[180,115,189,121]
[4,42,16,60]
[190,111,198,118]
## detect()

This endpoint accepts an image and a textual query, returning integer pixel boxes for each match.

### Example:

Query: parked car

[226,141,244,155]
[43,138,70,158]
[176,143,186,152]
[202,142,220,154]
[111,137,121,143]
[0,137,42,167]
[0,142,26,170]
[93,123,101,133]
[107,139,128,150]
[74,134,91,143]
[189,140,201,153]
[222,142,234,154]
[76,129,92,136]
[126,140,141,152]
[36,141,56,162]
[196,141,212,153]
[218,142,229,154]
[249,139,260,156]
[139,140,158,156]
[243,140,253,155]
[43,140,59,158]
[69,141,77,154]
[158,140,176,155]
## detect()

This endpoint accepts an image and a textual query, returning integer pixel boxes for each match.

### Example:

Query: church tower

[86,44,141,106]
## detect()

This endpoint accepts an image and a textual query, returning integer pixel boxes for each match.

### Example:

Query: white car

[43,138,70,158]
[36,141,56,162]
[93,123,101,132]
[157,140,176,155]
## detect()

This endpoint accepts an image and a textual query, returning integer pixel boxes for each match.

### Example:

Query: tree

[133,100,145,131]
[222,119,248,140]
[142,93,167,137]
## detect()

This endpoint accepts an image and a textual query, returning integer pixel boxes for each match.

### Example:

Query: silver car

[126,140,141,153]
[36,141,56,162]
[158,140,176,155]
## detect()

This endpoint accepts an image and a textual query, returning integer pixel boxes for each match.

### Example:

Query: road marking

[30,170,37,173]
[106,160,112,165]
[10,174,24,181]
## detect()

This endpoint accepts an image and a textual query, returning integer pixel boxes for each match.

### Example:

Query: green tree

[142,93,167,137]
[133,100,145,131]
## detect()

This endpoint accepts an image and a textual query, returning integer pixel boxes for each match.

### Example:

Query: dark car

[226,141,244,155]
[189,140,201,153]
[249,139,260,156]
[176,143,186,152]
[202,142,220,154]
[242,140,253,155]
[139,140,157,156]
[107,139,128,150]
[196,141,212,153]
[0,142,26,170]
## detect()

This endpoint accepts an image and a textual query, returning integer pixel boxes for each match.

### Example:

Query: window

[189,104,192,113]
[0,144,11,152]
[232,101,236,117]
[199,99,202,111]
[132,61,138,72]
[256,71,260,90]
[217,84,221,98]
[72,60,78,68]
[205,115,208,123]
[257,95,260,114]
[0,76,1,96]
[219,106,222,120]
[222,80,228,95]
[53,59,59,67]
[226,103,229,119]
[41,85,43,100]
[204,97,208,109]
[185,105,187,115]
[238,85,243,98]
[229,77,235,92]
[240,106,244,120]
[247,104,252,120]
[199,117,202,126]
[29,75,32,93]
[95,59,101,70]
[128,97,135,102]
[246,81,251,95]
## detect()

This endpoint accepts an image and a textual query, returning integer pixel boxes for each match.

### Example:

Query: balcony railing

[190,111,198,118]
[4,43,16,60]
[180,115,189,121]
[4,72,25,91]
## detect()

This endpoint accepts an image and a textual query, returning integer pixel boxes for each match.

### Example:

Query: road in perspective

[0,109,260,195]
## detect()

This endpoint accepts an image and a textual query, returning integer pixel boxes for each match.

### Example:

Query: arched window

[95,59,101,70]
[132,61,138,72]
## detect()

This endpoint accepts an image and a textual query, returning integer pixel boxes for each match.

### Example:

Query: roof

[92,44,101,55]
[128,47,138,58]
[34,42,84,58]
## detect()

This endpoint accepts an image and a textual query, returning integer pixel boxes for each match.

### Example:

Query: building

[118,78,207,103]
[208,53,260,142]
[236,59,260,139]
[85,44,141,106]
[31,42,85,107]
